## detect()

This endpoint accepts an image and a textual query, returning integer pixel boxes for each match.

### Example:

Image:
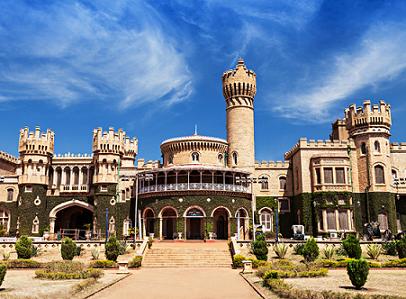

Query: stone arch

[234,207,249,218]
[211,206,232,217]
[184,205,206,217]
[49,199,94,218]
[158,206,178,218]
[143,207,156,219]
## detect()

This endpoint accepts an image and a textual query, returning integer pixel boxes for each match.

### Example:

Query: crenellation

[0,151,19,164]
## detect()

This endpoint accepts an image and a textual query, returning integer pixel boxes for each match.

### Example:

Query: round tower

[222,58,256,170]
[18,126,54,185]
[345,100,392,193]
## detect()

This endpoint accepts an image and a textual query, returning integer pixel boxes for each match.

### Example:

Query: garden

[234,234,406,298]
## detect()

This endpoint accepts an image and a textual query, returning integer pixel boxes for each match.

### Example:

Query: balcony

[59,185,88,193]
[139,183,249,194]
[313,184,352,192]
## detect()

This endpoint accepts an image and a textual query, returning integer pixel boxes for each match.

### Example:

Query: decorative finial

[237,57,245,66]
[194,124,198,136]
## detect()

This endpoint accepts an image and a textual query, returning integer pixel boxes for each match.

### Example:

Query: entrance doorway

[54,205,93,239]
[161,208,177,240]
[186,207,204,240]
[213,207,229,239]
[144,209,155,236]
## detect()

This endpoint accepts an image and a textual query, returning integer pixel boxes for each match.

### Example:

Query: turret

[18,126,54,185]
[222,58,256,170]
[92,127,137,184]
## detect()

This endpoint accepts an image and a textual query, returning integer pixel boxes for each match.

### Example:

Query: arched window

[374,141,381,153]
[392,169,398,180]
[279,177,287,190]
[361,142,367,155]
[260,176,269,190]
[259,209,273,232]
[218,153,223,164]
[126,188,130,199]
[232,152,238,165]
[109,216,116,234]
[123,218,131,236]
[32,216,39,234]
[378,213,388,231]
[168,154,174,164]
[0,209,10,232]
[374,165,385,184]
[7,189,14,201]
[191,152,199,162]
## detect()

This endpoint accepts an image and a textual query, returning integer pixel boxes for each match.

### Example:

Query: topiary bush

[383,241,398,256]
[15,235,34,259]
[90,260,117,268]
[61,238,77,260]
[396,236,406,258]
[342,235,361,259]
[232,254,246,268]
[293,243,304,255]
[0,264,6,287]
[252,234,268,261]
[347,259,369,289]
[301,237,319,262]
[105,236,122,261]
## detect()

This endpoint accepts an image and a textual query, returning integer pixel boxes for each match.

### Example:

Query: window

[392,169,398,180]
[326,209,337,230]
[0,209,10,232]
[126,188,130,199]
[259,209,273,231]
[279,198,290,212]
[32,216,39,234]
[374,165,385,184]
[318,210,324,231]
[168,154,174,164]
[191,152,200,162]
[232,152,238,165]
[123,218,131,236]
[260,177,269,190]
[374,141,381,153]
[338,210,349,230]
[378,213,388,231]
[7,189,13,201]
[361,142,367,155]
[109,216,116,234]
[25,186,32,193]
[315,168,321,184]
[279,177,287,190]
[218,153,223,164]
[335,168,345,184]
[100,185,108,192]
[324,168,333,184]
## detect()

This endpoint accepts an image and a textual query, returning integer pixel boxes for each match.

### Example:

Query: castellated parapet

[19,126,54,156]
[255,160,290,169]
[92,127,137,158]
[345,100,391,136]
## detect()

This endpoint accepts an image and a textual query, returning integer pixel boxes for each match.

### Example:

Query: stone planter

[177,232,183,240]
[149,233,155,239]
[85,230,91,240]
[43,231,49,241]
[209,232,214,240]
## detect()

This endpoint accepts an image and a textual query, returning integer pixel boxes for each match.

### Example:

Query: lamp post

[135,173,153,240]
[235,176,267,242]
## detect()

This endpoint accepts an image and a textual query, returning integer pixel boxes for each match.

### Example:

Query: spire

[237,57,245,66]
[194,124,198,136]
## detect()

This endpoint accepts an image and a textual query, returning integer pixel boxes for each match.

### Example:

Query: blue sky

[1,0,406,161]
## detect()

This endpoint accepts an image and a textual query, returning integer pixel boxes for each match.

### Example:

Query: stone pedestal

[242,260,253,274]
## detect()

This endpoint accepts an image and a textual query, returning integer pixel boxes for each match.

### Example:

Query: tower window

[279,177,287,190]
[191,152,200,162]
[374,165,385,184]
[374,141,381,153]
[232,152,238,165]
[218,153,223,164]
[361,142,367,155]
[168,154,174,164]
[7,189,13,201]
[260,176,268,190]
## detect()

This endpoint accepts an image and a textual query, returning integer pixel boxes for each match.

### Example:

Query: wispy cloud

[274,23,406,121]
[0,1,192,108]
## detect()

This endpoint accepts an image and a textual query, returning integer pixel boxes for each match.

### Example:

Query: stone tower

[222,58,256,170]
[18,126,54,185]
[92,127,137,184]
[345,100,392,193]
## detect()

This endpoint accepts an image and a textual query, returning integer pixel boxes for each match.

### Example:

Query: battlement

[345,100,391,132]
[255,160,290,169]
[92,127,137,158]
[137,158,160,170]
[54,153,93,159]
[284,138,354,159]
[18,126,54,156]
[390,142,406,152]
[0,151,19,165]
[222,58,256,100]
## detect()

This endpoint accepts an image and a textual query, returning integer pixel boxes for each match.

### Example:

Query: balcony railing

[60,185,88,193]
[139,183,249,194]
[313,184,351,192]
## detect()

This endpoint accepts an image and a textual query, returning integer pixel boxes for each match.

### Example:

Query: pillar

[49,217,56,234]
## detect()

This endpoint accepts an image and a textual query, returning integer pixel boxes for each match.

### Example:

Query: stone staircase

[143,241,232,268]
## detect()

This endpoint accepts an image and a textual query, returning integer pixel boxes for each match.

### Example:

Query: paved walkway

[90,268,261,299]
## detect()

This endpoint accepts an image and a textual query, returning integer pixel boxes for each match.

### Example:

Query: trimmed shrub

[15,235,33,259]
[347,259,369,290]
[233,254,245,268]
[366,244,382,260]
[293,243,304,255]
[382,258,406,268]
[252,234,268,261]
[89,260,117,268]
[36,261,103,280]
[383,241,398,256]
[396,236,406,258]
[302,237,319,262]
[0,264,6,287]
[128,256,142,268]
[6,259,42,268]
[273,243,288,259]
[335,244,347,257]
[342,235,362,259]
[323,245,335,259]
[105,236,122,261]
[61,238,77,260]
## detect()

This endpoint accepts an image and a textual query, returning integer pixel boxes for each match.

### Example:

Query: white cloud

[0,1,192,108]
[274,23,406,121]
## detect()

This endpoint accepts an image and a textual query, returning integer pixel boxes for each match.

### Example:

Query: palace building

[0,59,405,240]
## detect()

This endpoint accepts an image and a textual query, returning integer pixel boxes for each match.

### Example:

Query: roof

[161,134,227,146]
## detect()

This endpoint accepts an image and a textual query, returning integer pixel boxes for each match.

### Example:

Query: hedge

[89,260,117,268]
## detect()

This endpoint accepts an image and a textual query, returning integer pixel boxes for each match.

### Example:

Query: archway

[144,209,155,236]
[161,207,177,240]
[185,207,205,240]
[213,207,230,240]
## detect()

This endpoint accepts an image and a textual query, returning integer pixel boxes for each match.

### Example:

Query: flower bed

[89,260,117,268]
[2,259,42,268]
[35,261,103,280]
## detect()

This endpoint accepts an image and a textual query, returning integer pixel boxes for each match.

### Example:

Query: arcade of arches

[141,206,250,240]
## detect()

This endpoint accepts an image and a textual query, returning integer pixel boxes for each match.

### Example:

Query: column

[155,173,158,191]
[322,210,327,232]
[211,172,214,190]
[138,210,142,240]
[52,167,57,187]
[61,167,66,189]
[335,210,340,231]
[223,172,226,190]
[70,168,73,189]
[49,217,56,234]
[320,167,325,185]
[199,171,203,189]
[159,218,163,240]
[86,167,90,190]
[187,171,190,190]
[175,172,178,190]
[164,172,167,191]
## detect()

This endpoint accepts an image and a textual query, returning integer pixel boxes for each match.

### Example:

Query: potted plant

[84,224,91,240]
[42,225,50,240]
[128,227,135,240]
